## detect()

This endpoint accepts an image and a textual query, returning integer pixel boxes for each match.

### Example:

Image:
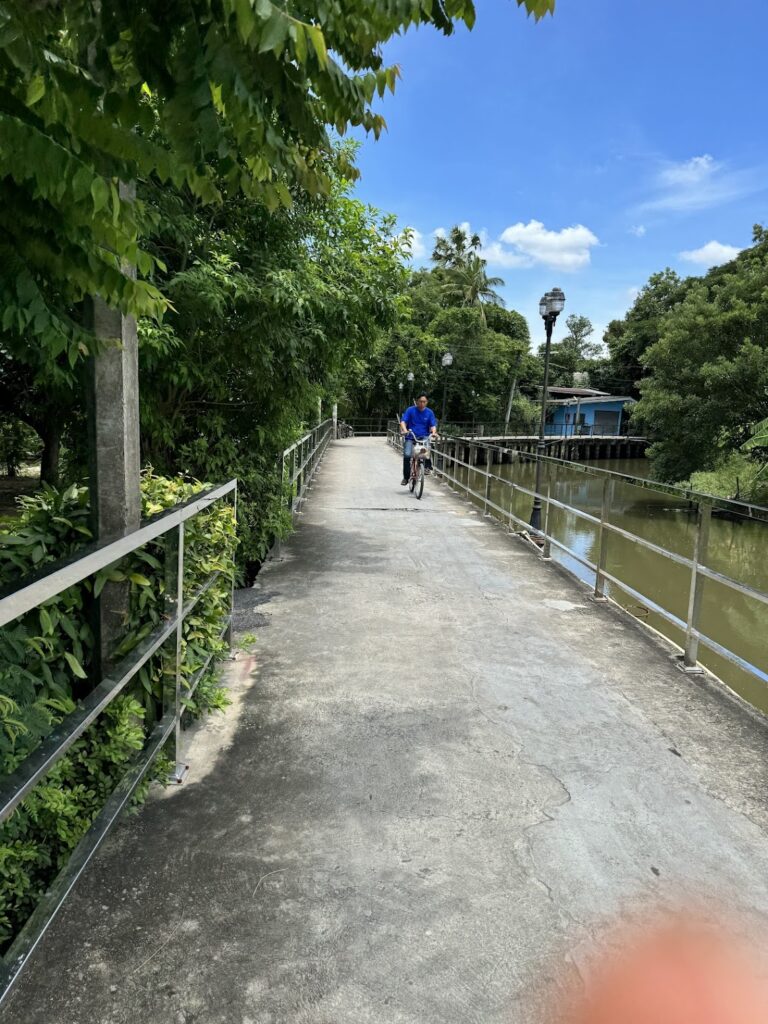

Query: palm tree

[431,225,482,270]
[443,255,505,324]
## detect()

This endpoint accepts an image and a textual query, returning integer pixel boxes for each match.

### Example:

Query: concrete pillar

[86,183,141,672]
[86,296,141,672]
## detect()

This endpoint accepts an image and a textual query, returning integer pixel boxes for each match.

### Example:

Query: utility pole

[503,353,522,436]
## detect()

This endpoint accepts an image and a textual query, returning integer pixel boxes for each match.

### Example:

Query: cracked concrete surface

[7,437,768,1024]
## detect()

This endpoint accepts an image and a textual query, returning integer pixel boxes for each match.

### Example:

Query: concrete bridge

[8,437,768,1024]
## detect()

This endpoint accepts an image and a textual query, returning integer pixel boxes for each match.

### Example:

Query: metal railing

[388,429,768,686]
[0,479,237,1003]
[281,419,334,517]
[336,417,389,437]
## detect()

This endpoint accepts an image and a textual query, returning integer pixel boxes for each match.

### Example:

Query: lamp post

[530,287,565,532]
[470,389,477,433]
[441,352,453,423]
[407,371,415,405]
[397,381,403,421]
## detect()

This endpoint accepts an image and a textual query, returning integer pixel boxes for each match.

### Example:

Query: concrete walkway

[8,437,768,1024]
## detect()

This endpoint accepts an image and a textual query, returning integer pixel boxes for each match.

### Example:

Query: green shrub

[0,473,237,949]
[686,453,768,505]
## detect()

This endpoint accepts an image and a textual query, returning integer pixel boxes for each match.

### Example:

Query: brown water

[454,457,768,712]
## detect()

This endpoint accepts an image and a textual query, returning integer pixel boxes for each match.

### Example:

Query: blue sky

[350,0,768,350]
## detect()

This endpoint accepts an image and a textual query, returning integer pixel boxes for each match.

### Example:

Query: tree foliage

[343,231,533,426]
[137,152,407,573]
[0,0,551,366]
[622,228,768,486]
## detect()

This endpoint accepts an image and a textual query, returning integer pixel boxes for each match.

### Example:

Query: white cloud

[480,239,530,269]
[409,228,427,259]
[627,285,640,300]
[679,240,742,267]
[432,226,447,239]
[659,154,720,187]
[629,224,646,237]
[640,154,764,213]
[496,220,600,271]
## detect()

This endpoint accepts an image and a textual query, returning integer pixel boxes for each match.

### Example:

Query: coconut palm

[431,225,482,270]
[442,255,505,324]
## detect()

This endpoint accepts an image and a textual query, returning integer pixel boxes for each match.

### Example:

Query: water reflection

[459,457,768,712]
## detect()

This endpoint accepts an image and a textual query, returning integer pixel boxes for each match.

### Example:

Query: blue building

[545,387,636,436]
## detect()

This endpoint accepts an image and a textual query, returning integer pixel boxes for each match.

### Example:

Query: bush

[686,453,768,505]
[0,474,236,949]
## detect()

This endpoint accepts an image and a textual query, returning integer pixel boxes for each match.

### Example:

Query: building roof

[549,396,636,407]
[547,386,610,397]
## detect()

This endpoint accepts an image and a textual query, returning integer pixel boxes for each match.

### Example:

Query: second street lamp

[530,287,565,532]
[441,351,453,423]
[407,370,415,405]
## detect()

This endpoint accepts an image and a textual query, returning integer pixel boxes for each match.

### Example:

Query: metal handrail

[388,429,768,686]
[463,438,768,521]
[0,480,237,628]
[281,419,334,518]
[0,478,238,1003]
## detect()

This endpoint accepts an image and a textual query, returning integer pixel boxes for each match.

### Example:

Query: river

[454,456,768,712]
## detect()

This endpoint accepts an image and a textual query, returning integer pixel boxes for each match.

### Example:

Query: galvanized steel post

[593,477,611,600]
[683,501,712,671]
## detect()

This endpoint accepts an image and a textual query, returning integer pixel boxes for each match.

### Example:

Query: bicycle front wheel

[409,459,417,491]
[415,463,425,499]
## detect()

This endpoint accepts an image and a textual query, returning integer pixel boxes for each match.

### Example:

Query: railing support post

[483,448,492,516]
[541,473,552,559]
[165,522,188,783]
[593,477,611,600]
[682,501,712,672]
[225,486,237,653]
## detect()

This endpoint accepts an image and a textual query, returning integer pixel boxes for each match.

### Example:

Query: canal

[454,456,768,713]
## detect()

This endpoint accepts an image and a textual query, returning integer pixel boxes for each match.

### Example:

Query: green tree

[1,0,552,369]
[603,270,687,397]
[442,255,505,324]
[634,227,768,482]
[138,153,408,574]
[540,313,601,386]
[432,225,483,269]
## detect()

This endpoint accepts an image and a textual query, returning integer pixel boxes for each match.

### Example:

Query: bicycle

[404,430,436,500]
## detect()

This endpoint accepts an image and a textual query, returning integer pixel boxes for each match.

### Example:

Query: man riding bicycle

[400,393,438,485]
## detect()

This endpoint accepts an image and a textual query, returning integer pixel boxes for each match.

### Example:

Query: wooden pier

[452,434,649,464]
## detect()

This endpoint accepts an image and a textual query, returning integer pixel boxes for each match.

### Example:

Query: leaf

[234,0,256,42]
[129,573,151,586]
[91,177,110,213]
[292,23,307,64]
[307,25,328,69]
[63,652,87,679]
[39,607,54,635]
[257,12,288,53]
[26,76,46,107]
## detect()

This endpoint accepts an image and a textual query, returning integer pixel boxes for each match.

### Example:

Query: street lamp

[470,388,477,432]
[530,287,566,532]
[441,352,453,422]
[407,370,415,405]
[397,381,403,421]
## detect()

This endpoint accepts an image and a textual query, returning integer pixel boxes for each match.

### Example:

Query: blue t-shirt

[402,405,437,437]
